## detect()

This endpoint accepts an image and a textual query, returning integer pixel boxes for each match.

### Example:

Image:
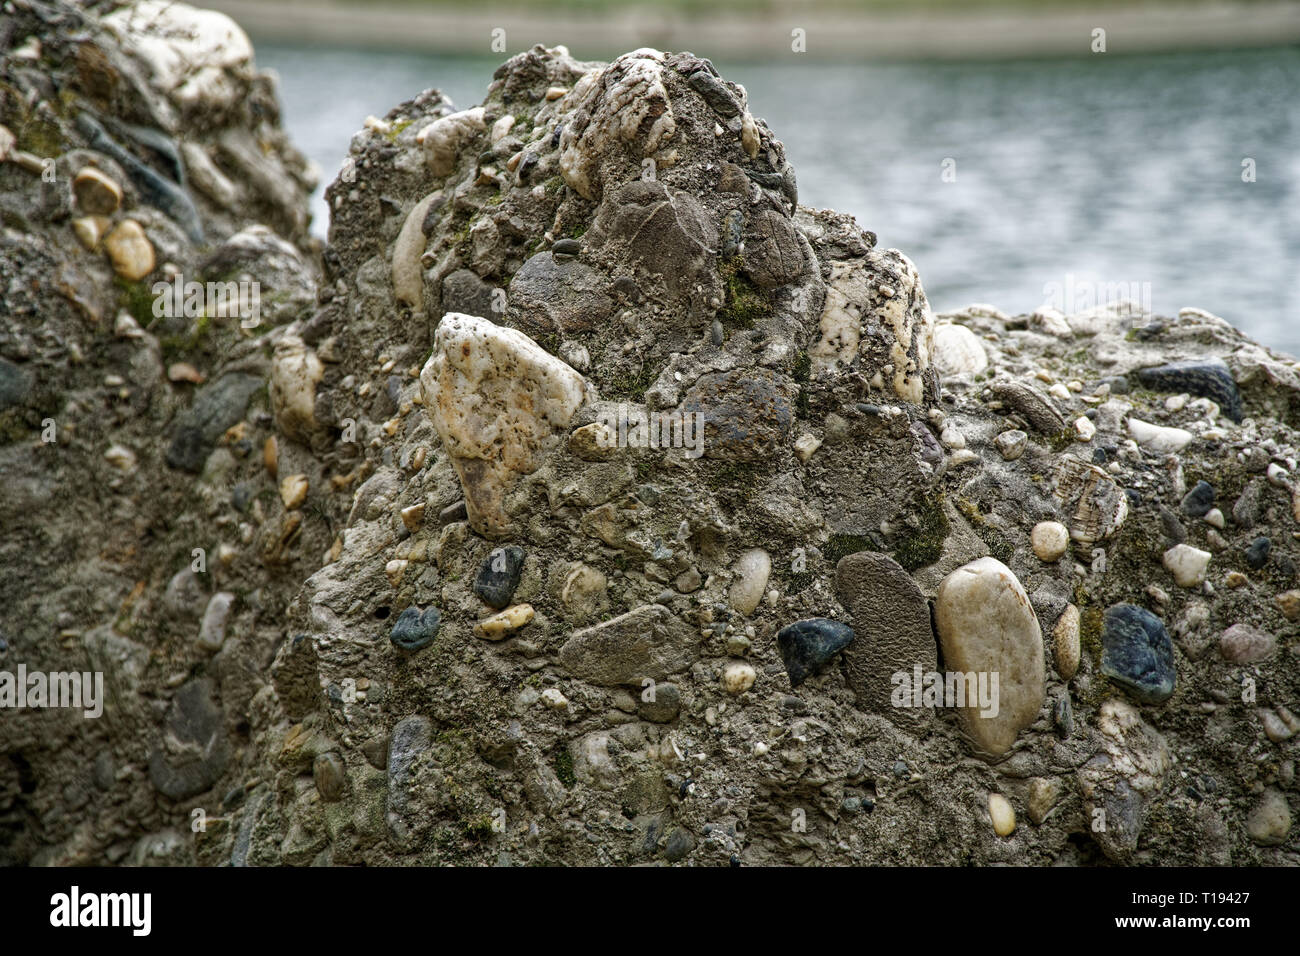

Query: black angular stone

[474,546,525,609]
[776,618,855,687]
[1245,536,1272,570]
[1100,604,1176,704]
[1180,480,1216,517]
[1136,359,1243,422]
[389,607,441,651]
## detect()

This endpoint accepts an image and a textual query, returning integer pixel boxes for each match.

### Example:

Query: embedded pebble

[1180,480,1216,517]
[728,548,771,616]
[474,603,534,640]
[313,753,346,802]
[1276,590,1300,621]
[932,322,988,375]
[1026,778,1059,825]
[721,661,756,695]
[474,545,526,610]
[1074,416,1096,442]
[104,219,155,281]
[775,618,855,687]
[1100,604,1176,704]
[540,688,569,711]
[1031,521,1069,563]
[1053,604,1080,680]
[197,591,235,653]
[1218,623,1275,663]
[1245,536,1271,570]
[1136,359,1243,423]
[1163,543,1211,588]
[994,429,1027,460]
[988,793,1016,836]
[279,473,309,509]
[1128,417,1192,454]
[934,557,1044,756]
[1245,789,1292,846]
[73,166,123,214]
[390,606,441,651]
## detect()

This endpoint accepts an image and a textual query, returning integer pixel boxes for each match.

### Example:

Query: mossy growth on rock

[824,533,875,565]
[894,494,950,571]
[552,745,576,788]
[717,257,769,328]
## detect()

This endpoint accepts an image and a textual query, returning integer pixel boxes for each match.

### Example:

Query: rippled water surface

[259,44,1300,354]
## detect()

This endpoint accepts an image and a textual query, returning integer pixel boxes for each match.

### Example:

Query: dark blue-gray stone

[473,546,525,609]
[776,618,855,687]
[1245,536,1271,570]
[688,70,740,116]
[1180,480,1216,517]
[1100,604,1176,704]
[165,373,263,472]
[663,827,695,862]
[389,607,441,651]
[1136,359,1242,422]
[0,358,33,410]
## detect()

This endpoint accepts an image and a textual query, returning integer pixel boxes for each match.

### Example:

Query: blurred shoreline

[208,0,1300,60]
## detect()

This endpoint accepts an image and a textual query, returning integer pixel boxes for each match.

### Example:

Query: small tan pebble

[280,474,309,509]
[988,793,1016,836]
[1275,590,1300,621]
[568,422,616,461]
[793,432,822,462]
[1204,507,1225,529]
[400,502,426,531]
[1074,416,1096,442]
[104,219,155,281]
[475,603,535,640]
[721,661,756,695]
[385,559,408,587]
[263,436,279,477]
[73,166,123,215]
[540,688,568,710]
[103,444,136,472]
[1145,584,1169,605]
[544,86,568,100]
[167,362,204,384]
[1049,383,1071,400]
[410,446,427,470]
[1225,571,1248,589]
[1031,521,1069,563]
[1026,777,1059,825]
[1053,604,1080,679]
[383,417,400,436]
[223,422,248,444]
[72,215,111,250]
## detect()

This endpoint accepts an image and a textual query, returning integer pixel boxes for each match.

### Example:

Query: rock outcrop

[3,11,1297,867]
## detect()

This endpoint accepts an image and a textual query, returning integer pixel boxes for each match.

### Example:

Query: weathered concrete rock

[934,557,1044,757]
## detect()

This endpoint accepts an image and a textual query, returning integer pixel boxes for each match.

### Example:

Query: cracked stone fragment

[1078,699,1171,861]
[420,313,588,538]
[148,677,229,800]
